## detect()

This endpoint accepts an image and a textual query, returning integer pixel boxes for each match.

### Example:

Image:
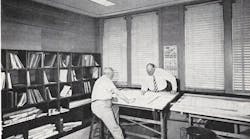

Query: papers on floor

[63,121,82,132]
[28,124,58,139]
[69,98,91,109]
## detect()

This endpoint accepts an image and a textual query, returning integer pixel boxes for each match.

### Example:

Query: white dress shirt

[91,75,116,101]
[141,68,177,92]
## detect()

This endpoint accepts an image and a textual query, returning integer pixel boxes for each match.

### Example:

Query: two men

[91,64,177,139]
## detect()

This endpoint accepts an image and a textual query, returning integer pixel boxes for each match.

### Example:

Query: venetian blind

[131,12,159,85]
[185,2,225,90]
[232,0,250,92]
[103,17,127,83]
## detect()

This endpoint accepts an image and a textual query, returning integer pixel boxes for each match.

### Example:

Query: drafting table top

[113,88,179,111]
[170,93,250,123]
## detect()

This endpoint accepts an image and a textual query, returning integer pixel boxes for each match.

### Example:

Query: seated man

[141,63,177,94]
[91,67,134,139]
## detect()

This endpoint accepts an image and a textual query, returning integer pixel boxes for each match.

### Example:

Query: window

[185,2,224,90]
[103,17,127,83]
[232,0,250,92]
[131,12,159,85]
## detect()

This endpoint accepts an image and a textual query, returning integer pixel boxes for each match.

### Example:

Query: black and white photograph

[1,0,250,139]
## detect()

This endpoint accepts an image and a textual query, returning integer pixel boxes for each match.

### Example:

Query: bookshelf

[1,49,102,139]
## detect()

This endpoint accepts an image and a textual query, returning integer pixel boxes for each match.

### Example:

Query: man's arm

[111,88,135,104]
[141,80,149,95]
[162,70,177,92]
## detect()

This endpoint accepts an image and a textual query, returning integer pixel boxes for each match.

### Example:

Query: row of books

[29,124,58,139]
[17,89,44,107]
[83,81,92,94]
[77,55,99,66]
[9,53,24,69]
[59,69,78,82]
[17,87,55,107]
[63,121,82,132]
[3,107,47,127]
[28,53,42,68]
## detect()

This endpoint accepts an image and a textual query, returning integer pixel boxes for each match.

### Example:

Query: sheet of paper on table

[114,88,178,110]
[171,94,250,122]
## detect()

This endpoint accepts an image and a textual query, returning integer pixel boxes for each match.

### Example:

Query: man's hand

[128,98,136,104]
[141,90,147,95]
[170,90,177,94]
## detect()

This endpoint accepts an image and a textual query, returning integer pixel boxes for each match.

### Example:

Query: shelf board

[8,68,26,71]
[2,101,48,114]
[47,125,87,139]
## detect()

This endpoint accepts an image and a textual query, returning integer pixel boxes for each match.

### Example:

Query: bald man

[91,67,134,139]
[141,63,177,94]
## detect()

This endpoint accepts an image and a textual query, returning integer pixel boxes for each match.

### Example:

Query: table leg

[188,115,192,139]
[234,124,240,134]
[160,111,166,139]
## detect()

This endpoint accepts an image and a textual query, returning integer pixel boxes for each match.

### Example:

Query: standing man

[91,67,134,139]
[141,63,177,94]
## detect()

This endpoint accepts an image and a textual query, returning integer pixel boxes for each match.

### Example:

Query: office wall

[1,0,98,53]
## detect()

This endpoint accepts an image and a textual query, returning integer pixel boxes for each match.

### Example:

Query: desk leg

[160,111,166,139]
[187,115,193,139]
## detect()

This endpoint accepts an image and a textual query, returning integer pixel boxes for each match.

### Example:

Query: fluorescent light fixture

[90,0,115,6]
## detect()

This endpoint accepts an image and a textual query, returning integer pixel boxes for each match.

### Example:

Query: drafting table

[113,88,179,139]
[171,93,250,139]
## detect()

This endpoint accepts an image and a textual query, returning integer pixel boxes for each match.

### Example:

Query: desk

[113,88,179,139]
[171,93,250,139]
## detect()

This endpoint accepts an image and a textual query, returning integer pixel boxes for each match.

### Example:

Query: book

[29,53,42,68]
[7,72,12,89]
[1,72,6,90]
[27,71,31,86]
[33,89,44,103]
[59,69,68,82]
[43,72,49,84]
[60,55,70,67]
[70,70,78,81]
[91,67,100,79]
[17,93,27,107]
[44,54,56,68]
[60,85,72,97]
[45,87,56,100]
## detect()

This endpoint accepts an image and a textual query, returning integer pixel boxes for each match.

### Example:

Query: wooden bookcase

[1,49,102,139]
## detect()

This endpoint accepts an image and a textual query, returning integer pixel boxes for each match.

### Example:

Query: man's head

[146,63,156,76]
[103,67,115,79]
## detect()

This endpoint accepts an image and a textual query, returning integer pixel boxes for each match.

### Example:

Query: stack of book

[3,107,46,127]
[69,98,91,109]
[6,134,24,139]
[28,124,58,139]
[28,53,42,68]
[83,81,91,94]
[79,55,98,66]
[9,53,24,69]
[44,54,57,68]
[60,55,70,68]
[63,121,82,132]
[60,85,72,98]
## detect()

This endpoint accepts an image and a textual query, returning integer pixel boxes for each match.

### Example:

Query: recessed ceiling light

[90,0,115,6]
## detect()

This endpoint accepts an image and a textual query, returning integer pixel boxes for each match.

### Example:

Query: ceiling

[32,0,197,17]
